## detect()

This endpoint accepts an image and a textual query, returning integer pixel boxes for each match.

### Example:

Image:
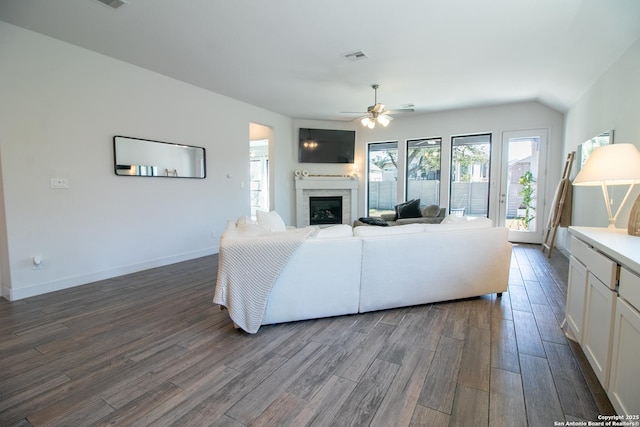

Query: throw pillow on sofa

[421,204,442,218]
[233,216,266,236]
[395,199,422,219]
[256,210,287,232]
[358,217,388,226]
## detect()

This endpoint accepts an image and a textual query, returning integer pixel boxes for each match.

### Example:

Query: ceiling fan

[342,84,414,129]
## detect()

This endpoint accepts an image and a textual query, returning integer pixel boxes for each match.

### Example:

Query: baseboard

[4,247,218,301]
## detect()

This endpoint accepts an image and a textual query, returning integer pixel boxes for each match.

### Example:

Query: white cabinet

[567,227,640,416]
[566,236,617,369]
[568,234,617,389]
[608,268,640,415]
[566,255,588,343]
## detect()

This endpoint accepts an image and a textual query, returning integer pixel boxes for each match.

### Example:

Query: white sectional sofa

[213,216,512,333]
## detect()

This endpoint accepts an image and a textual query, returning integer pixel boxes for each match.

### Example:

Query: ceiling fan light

[377,115,390,127]
[361,117,376,129]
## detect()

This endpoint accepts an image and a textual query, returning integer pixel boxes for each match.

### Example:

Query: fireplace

[309,196,343,225]
[294,176,358,227]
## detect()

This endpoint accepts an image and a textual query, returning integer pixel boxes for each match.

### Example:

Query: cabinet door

[566,256,588,343]
[609,295,640,415]
[582,272,616,389]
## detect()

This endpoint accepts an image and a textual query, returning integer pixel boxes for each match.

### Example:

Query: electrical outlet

[51,178,69,189]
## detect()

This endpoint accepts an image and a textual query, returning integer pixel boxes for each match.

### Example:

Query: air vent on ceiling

[95,0,128,9]
[342,50,368,62]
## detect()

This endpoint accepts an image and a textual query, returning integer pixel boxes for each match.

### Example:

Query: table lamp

[573,143,640,229]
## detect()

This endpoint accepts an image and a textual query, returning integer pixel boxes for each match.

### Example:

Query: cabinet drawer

[570,237,618,289]
[620,268,640,312]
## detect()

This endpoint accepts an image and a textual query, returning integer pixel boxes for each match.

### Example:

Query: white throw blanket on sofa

[213,226,317,333]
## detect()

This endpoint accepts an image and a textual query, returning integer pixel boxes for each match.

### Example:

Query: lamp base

[629,194,640,236]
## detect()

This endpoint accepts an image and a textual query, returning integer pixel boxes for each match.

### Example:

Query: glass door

[499,129,547,243]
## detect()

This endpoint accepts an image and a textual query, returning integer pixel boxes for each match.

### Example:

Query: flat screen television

[298,128,355,163]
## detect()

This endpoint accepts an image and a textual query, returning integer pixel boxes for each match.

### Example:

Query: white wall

[0,148,9,289]
[0,22,293,300]
[289,120,362,224]
[294,103,564,223]
[559,38,640,249]
[290,102,564,227]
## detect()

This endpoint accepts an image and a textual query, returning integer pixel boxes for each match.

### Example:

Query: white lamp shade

[573,143,640,186]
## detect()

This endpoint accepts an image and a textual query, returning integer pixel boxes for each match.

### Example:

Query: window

[367,141,398,216]
[406,138,441,207]
[450,134,491,217]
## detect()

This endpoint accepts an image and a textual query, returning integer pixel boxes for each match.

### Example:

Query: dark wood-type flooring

[0,244,615,426]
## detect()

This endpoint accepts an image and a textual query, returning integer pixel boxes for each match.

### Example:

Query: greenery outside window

[450,133,492,217]
[367,141,398,216]
[406,138,441,207]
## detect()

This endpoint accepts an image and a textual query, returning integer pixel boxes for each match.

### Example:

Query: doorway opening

[249,123,272,218]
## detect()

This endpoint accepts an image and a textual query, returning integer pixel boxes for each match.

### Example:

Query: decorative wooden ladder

[542,151,575,258]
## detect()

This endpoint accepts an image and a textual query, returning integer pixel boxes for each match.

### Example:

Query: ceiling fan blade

[341,85,410,121]
[385,108,414,114]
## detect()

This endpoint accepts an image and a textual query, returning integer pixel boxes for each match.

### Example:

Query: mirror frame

[113,135,206,179]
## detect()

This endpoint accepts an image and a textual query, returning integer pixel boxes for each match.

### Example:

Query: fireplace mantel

[295,176,359,227]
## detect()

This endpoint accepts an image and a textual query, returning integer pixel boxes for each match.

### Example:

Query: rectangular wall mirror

[578,129,613,170]
[113,136,206,178]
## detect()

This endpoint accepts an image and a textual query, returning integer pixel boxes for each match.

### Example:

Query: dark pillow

[395,199,422,219]
[358,217,388,226]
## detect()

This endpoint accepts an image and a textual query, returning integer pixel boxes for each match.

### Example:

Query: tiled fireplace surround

[295,176,359,227]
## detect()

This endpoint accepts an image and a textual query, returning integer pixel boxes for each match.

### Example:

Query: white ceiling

[2,0,640,121]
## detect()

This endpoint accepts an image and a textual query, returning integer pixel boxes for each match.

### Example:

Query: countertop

[569,226,640,273]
